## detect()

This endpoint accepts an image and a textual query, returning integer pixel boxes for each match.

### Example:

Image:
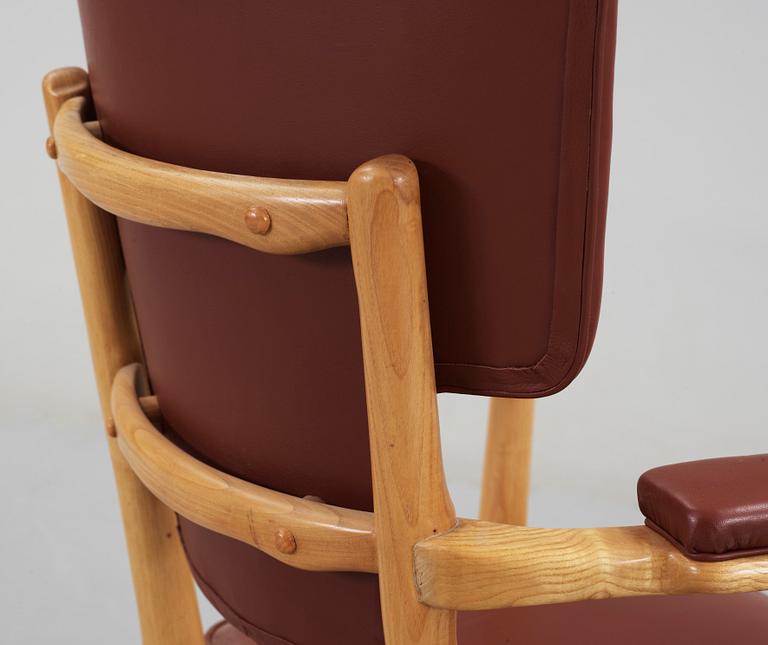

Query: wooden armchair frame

[43,67,768,645]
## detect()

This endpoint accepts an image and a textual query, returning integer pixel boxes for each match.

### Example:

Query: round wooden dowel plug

[275,528,297,554]
[244,206,271,235]
[46,136,58,159]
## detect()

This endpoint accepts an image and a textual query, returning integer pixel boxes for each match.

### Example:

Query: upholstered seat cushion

[207,593,768,645]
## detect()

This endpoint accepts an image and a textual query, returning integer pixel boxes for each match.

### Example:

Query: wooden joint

[42,67,90,135]
[111,363,377,573]
[138,395,161,421]
[244,206,272,235]
[275,528,298,555]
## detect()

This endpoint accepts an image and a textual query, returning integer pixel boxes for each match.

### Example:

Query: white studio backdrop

[1,2,767,643]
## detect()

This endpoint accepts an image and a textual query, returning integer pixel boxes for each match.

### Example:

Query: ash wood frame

[479,398,535,525]
[44,67,768,645]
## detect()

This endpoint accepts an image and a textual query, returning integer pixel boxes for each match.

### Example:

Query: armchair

[43,1,768,643]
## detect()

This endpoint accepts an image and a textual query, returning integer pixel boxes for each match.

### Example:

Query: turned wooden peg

[275,528,297,554]
[244,206,271,235]
[45,136,58,159]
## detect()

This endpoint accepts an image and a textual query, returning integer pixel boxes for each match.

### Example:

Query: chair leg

[107,439,205,644]
[43,68,204,645]
[479,398,535,525]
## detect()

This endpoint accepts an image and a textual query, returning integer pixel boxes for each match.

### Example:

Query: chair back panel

[80,0,618,398]
[78,1,618,643]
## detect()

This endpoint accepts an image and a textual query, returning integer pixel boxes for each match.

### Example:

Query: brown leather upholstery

[180,518,383,645]
[207,594,768,645]
[638,454,768,561]
[76,0,617,643]
[78,0,616,398]
[207,622,248,645]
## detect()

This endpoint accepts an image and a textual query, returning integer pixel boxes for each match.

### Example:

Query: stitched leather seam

[436,0,609,398]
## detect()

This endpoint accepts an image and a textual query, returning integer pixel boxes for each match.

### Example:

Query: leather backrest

[77,2,618,642]
[79,0,617,399]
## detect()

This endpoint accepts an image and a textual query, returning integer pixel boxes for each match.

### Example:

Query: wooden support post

[43,67,204,645]
[348,155,458,645]
[479,398,535,525]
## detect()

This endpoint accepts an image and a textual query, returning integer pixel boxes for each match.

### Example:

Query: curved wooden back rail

[111,363,377,573]
[53,96,349,255]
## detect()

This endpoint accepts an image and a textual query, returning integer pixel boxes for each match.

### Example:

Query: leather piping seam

[645,519,768,563]
[434,0,606,395]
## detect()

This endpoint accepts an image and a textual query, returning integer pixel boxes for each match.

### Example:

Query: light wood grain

[348,155,458,644]
[53,96,349,255]
[113,364,377,573]
[43,67,204,645]
[138,394,161,420]
[479,398,535,525]
[414,519,768,610]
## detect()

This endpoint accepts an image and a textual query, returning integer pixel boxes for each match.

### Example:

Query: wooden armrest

[413,519,768,610]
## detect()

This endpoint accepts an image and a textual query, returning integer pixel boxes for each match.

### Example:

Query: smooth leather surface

[207,594,768,645]
[180,517,383,645]
[78,0,616,398]
[207,622,251,645]
[638,454,768,561]
[76,1,617,643]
